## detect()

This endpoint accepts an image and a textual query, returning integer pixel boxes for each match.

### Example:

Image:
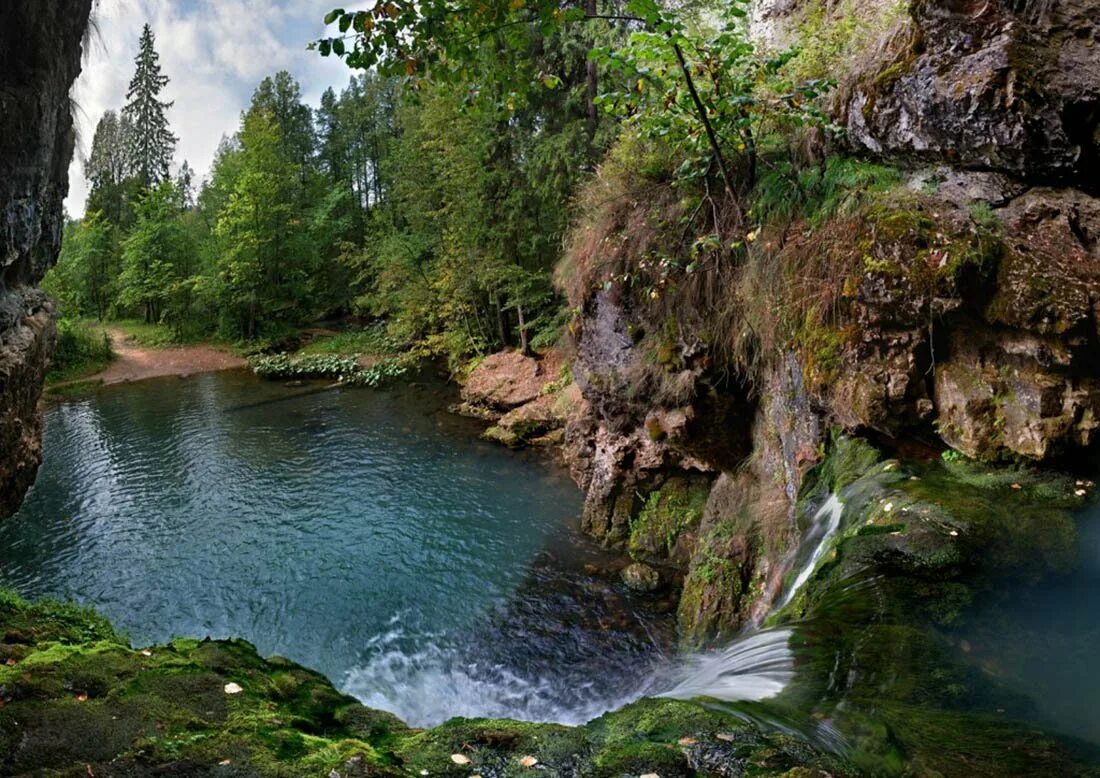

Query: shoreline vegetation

[44,321,413,396]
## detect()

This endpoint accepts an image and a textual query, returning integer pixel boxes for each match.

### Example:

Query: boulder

[460,350,559,413]
[620,562,661,592]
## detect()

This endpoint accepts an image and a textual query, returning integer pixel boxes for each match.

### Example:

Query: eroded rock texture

[844,0,1100,188]
[0,1,93,516]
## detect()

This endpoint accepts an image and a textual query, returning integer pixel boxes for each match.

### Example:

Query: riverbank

[93,326,246,384]
[47,324,245,391]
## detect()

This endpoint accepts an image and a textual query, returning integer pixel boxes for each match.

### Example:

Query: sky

[67,0,352,215]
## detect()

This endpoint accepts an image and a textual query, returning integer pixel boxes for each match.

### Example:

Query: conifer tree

[123,24,177,188]
[85,110,136,226]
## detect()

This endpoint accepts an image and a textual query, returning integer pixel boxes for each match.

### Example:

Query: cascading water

[779,494,844,609]
[655,628,795,703]
[343,624,796,727]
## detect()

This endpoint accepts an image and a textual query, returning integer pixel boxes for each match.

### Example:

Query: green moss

[859,197,1003,295]
[796,315,850,387]
[0,593,395,776]
[628,476,710,561]
[396,717,589,776]
[787,0,910,83]
[678,553,746,647]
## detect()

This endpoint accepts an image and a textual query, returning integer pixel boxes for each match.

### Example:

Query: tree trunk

[517,303,533,357]
[670,40,738,206]
[494,295,510,349]
[584,0,599,149]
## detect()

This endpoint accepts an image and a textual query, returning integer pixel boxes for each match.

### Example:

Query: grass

[751,156,903,229]
[108,318,203,348]
[46,319,114,384]
[296,325,400,357]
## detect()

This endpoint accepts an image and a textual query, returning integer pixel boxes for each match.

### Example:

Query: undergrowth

[560,126,1006,396]
[249,353,414,388]
[297,325,404,357]
[47,319,114,383]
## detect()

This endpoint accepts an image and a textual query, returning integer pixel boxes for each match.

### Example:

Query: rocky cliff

[555,0,1100,644]
[0,1,93,517]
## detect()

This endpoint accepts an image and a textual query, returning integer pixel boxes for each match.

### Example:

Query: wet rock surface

[620,561,662,592]
[0,0,92,518]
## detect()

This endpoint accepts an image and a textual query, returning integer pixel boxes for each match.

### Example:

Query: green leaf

[323,8,345,25]
[333,38,346,56]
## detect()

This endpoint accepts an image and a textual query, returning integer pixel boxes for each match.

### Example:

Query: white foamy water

[342,633,652,727]
[780,494,845,609]
[656,628,795,703]
[342,627,795,728]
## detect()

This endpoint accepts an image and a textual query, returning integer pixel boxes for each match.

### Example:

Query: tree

[197,135,244,225]
[176,160,196,209]
[318,0,831,210]
[85,110,138,227]
[250,71,315,175]
[44,212,118,320]
[119,182,191,324]
[123,23,177,188]
[215,110,315,339]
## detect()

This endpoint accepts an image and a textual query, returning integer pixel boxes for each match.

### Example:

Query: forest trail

[93,327,246,385]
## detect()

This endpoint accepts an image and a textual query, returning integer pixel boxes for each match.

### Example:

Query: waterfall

[779,494,844,609]
[655,628,795,703]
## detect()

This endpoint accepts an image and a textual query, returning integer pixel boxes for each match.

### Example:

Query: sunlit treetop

[315,0,836,208]
[314,0,685,85]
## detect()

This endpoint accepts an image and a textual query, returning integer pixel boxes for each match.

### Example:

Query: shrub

[249,353,414,388]
[48,320,114,382]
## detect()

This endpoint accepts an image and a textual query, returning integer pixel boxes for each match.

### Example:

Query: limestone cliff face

[842,0,1099,188]
[559,0,1100,644]
[0,1,93,517]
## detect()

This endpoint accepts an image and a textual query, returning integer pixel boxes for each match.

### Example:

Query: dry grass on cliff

[559,135,891,392]
[557,135,685,308]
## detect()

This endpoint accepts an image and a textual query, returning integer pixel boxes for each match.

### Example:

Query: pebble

[450,755,471,766]
[223,682,243,695]
[518,756,538,768]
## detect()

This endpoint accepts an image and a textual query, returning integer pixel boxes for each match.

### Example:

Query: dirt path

[94,327,246,385]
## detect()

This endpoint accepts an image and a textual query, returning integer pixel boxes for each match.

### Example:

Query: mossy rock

[627,476,711,565]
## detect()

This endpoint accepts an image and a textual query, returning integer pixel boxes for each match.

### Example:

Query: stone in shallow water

[621,562,661,592]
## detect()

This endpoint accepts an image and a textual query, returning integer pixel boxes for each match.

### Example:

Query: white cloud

[67,0,351,216]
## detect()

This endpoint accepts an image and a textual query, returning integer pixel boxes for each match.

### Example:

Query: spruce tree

[122,24,177,188]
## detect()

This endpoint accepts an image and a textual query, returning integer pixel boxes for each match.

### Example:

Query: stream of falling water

[779,494,845,609]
